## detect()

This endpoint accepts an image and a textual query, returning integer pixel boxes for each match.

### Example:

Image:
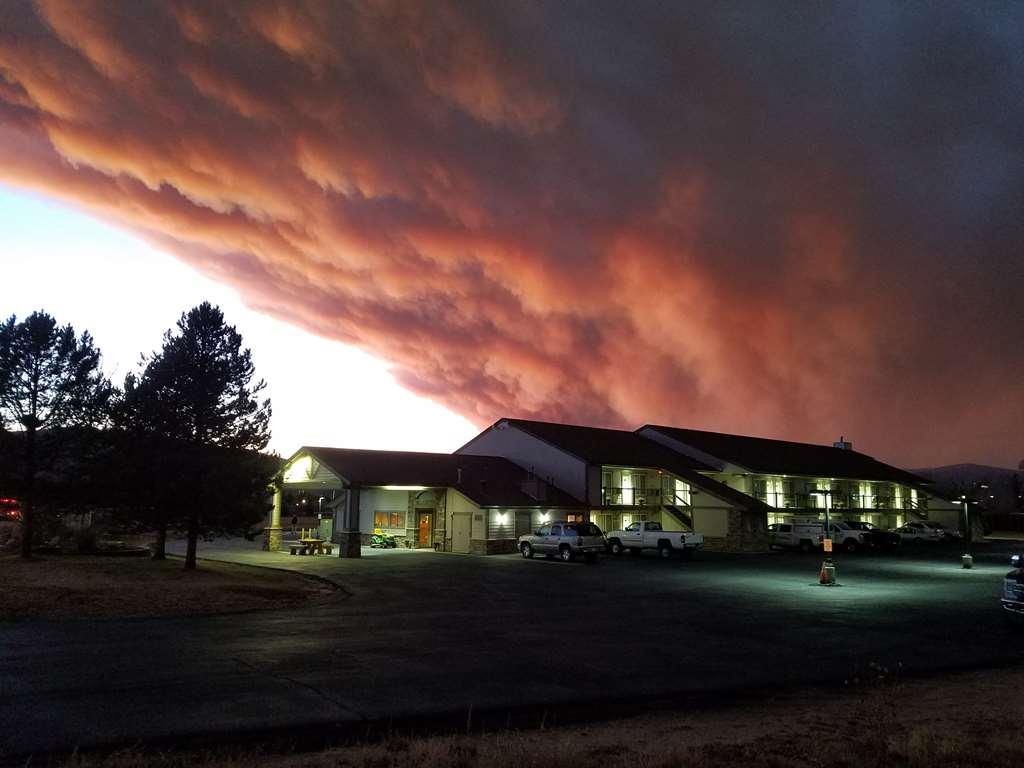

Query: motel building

[271,447,587,555]
[268,418,959,556]
[637,425,962,532]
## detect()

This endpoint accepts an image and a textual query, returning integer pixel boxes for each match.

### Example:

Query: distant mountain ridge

[912,463,1022,512]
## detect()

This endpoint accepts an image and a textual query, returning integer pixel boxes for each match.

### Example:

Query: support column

[263,477,283,552]
[338,486,362,557]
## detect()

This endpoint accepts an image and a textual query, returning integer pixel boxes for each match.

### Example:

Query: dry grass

[0,554,337,619]
[53,665,1024,767]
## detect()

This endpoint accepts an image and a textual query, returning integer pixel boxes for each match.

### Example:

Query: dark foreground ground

[1,541,1019,761]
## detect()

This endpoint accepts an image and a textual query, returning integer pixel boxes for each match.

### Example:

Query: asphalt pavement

[1,540,1019,760]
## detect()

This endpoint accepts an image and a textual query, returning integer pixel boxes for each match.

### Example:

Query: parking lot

[1,541,1018,758]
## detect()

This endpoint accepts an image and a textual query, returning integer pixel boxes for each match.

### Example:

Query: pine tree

[0,312,112,558]
[134,303,273,569]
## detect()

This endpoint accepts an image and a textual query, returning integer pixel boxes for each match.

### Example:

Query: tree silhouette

[134,303,273,569]
[0,311,112,558]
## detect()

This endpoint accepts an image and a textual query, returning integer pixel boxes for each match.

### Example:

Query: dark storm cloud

[1,0,1021,466]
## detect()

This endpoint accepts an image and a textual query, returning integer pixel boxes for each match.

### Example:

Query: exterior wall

[359,488,409,541]
[457,423,590,503]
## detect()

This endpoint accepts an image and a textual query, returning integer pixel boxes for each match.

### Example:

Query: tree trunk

[184,510,198,570]
[151,518,167,561]
[19,425,36,559]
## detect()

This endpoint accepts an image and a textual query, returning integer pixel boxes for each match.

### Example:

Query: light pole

[959,482,988,569]
[809,487,835,585]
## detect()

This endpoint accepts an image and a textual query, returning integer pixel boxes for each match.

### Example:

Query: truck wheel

[657,542,673,559]
[844,540,858,553]
[559,545,573,562]
[520,542,534,559]
[609,540,624,556]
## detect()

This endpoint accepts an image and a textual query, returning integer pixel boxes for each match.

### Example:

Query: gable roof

[501,419,717,471]
[493,420,768,512]
[298,447,585,508]
[641,425,931,486]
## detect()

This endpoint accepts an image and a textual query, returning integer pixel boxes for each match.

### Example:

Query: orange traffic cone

[819,559,836,585]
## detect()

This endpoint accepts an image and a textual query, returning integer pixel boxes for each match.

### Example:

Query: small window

[780,524,792,532]
[563,525,577,536]
[645,522,662,531]
[550,524,562,536]
[625,522,641,532]
[537,525,551,536]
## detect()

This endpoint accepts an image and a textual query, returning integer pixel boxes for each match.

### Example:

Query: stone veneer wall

[701,509,770,553]
[470,539,517,555]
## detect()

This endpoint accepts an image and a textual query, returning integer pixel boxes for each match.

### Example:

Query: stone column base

[337,531,362,558]
[263,526,283,552]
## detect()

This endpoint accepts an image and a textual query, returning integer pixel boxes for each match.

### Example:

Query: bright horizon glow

[0,186,480,456]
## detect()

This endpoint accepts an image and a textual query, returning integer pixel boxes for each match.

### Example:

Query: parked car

[919,520,961,541]
[894,521,944,544]
[842,520,901,550]
[518,521,605,562]
[605,520,704,559]
[769,521,824,553]
[1002,554,1024,620]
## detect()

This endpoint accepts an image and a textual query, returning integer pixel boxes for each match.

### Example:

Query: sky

[0,186,478,455]
[0,1,1022,469]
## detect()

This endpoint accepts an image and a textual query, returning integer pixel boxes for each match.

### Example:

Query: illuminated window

[621,471,634,506]
[857,482,873,509]
[374,510,406,529]
[675,479,691,506]
[765,477,784,508]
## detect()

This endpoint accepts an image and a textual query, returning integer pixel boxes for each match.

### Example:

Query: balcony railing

[601,488,692,508]
[756,492,928,511]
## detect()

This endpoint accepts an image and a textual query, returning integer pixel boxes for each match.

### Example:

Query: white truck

[605,520,704,559]
[769,519,868,553]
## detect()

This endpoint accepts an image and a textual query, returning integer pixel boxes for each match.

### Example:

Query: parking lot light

[808,488,836,586]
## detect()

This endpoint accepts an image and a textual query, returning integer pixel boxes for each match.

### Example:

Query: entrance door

[417,510,432,547]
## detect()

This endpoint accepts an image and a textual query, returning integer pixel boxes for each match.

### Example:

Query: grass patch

[0,554,336,620]
[48,666,1024,767]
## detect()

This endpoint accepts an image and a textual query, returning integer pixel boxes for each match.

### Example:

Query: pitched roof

[496,420,768,511]
[502,419,717,471]
[641,425,931,486]
[299,447,585,508]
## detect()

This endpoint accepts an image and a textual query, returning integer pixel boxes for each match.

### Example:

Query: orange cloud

[1,0,1021,468]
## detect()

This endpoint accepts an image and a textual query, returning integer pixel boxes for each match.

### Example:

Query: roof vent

[833,436,853,450]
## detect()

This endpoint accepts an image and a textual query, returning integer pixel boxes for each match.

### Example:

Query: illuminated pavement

[1,542,1019,759]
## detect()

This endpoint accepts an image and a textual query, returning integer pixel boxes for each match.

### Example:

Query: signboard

[823,538,833,553]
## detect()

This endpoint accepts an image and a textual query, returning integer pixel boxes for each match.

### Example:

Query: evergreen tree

[0,312,112,558]
[134,303,273,569]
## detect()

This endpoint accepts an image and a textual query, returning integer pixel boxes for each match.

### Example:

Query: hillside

[912,463,1022,511]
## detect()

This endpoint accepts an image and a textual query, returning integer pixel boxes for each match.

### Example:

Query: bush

[75,526,98,553]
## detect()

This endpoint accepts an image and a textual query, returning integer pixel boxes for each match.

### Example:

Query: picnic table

[287,538,334,556]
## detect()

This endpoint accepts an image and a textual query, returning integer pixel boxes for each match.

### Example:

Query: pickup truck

[605,520,704,559]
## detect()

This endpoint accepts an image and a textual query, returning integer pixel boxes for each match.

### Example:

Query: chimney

[833,436,853,450]
[521,476,547,501]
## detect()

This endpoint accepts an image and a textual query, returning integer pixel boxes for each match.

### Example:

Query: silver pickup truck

[605,520,704,559]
